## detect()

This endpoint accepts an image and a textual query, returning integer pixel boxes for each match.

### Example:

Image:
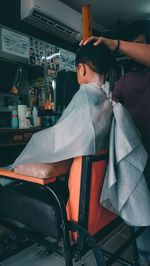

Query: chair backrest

[66,151,116,240]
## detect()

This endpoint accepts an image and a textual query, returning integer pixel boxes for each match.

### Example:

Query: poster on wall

[59,48,76,72]
[1,28,29,59]
[28,36,76,74]
[29,37,45,66]
[46,44,60,77]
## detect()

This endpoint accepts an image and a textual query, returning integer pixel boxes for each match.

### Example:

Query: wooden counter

[0,127,42,147]
[0,127,43,166]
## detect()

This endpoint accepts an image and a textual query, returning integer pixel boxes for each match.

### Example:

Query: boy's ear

[78,63,86,76]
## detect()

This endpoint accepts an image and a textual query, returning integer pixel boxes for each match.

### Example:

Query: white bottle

[32,106,38,127]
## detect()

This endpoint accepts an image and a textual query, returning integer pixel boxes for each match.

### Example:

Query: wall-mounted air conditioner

[21,0,106,43]
[21,0,82,43]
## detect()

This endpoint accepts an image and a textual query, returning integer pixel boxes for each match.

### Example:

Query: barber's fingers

[79,36,103,46]
[79,36,100,46]
[79,39,85,46]
[93,37,104,46]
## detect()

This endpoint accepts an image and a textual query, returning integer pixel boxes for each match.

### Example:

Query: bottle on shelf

[11,110,19,129]
[32,106,38,127]
[25,108,32,128]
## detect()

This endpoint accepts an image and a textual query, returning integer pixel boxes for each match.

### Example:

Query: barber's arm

[80,36,150,67]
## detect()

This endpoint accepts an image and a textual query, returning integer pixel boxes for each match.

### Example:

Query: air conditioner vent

[31,10,80,40]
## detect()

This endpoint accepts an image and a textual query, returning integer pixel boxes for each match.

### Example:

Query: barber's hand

[79,36,105,46]
[79,35,118,52]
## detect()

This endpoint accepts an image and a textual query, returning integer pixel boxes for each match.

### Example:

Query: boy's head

[75,41,114,85]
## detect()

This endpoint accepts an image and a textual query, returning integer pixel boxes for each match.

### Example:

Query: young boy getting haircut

[13,42,114,177]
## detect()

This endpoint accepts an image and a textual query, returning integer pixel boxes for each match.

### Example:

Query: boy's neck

[86,74,105,87]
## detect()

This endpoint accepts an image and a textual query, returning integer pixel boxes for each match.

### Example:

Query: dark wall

[56,70,79,109]
[0,0,77,52]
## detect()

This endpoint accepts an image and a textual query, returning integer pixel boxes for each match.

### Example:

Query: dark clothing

[113,69,150,156]
[113,69,150,189]
[113,69,150,265]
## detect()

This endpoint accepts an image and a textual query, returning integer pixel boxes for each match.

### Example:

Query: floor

[100,223,135,266]
[0,222,136,266]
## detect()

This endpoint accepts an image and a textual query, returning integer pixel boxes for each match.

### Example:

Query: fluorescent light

[42,52,60,60]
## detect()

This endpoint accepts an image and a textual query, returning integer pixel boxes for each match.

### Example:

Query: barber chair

[0,152,142,265]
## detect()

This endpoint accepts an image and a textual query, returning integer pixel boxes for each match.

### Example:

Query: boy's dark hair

[118,20,150,44]
[75,41,115,75]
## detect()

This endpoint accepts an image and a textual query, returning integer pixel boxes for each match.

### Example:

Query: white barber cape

[100,102,150,226]
[12,83,112,168]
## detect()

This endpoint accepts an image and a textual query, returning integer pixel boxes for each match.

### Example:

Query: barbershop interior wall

[0,0,80,109]
[0,0,119,109]
[0,0,77,53]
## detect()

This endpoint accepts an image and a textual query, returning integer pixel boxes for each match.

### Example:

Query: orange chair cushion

[14,159,73,179]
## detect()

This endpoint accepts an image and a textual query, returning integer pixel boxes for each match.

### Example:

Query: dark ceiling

[61,0,150,30]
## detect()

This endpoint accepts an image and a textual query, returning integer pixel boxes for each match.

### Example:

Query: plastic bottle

[25,108,32,128]
[11,110,19,129]
[32,106,38,127]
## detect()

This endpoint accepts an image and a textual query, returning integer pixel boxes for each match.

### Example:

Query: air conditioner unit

[21,0,82,43]
[21,0,106,43]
